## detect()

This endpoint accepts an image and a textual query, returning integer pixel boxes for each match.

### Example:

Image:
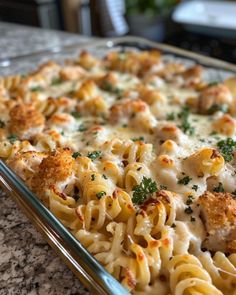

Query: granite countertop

[0,22,91,295]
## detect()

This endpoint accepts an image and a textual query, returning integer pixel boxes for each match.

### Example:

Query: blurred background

[0,0,235,63]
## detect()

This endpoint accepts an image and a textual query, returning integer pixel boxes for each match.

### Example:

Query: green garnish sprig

[217,138,236,162]
[132,177,158,205]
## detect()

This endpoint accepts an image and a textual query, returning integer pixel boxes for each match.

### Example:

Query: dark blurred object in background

[0,0,62,29]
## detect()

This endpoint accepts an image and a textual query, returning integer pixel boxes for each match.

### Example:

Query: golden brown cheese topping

[199,191,236,253]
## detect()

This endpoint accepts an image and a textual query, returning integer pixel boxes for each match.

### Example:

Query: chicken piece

[181,65,203,87]
[155,123,183,144]
[199,84,233,114]
[110,98,148,123]
[198,191,236,253]
[212,114,236,136]
[31,148,75,203]
[136,85,166,105]
[96,72,118,91]
[9,103,45,140]
[7,151,46,184]
[77,50,99,70]
[59,66,87,81]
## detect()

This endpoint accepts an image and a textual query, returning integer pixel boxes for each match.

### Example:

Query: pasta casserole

[1,48,236,294]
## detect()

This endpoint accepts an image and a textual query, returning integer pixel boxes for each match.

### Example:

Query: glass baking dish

[0,36,236,295]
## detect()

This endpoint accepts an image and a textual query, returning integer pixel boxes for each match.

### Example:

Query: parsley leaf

[213,182,224,193]
[132,136,144,142]
[78,124,87,132]
[7,134,18,144]
[51,77,62,86]
[132,177,158,205]
[71,111,81,119]
[102,81,123,98]
[186,195,194,205]
[217,138,236,162]
[192,185,198,191]
[72,152,81,159]
[102,174,107,179]
[87,151,102,160]
[177,106,195,136]
[207,103,228,114]
[178,176,192,185]
[166,112,175,121]
[208,81,219,87]
[30,86,43,92]
[185,206,193,214]
[96,191,106,199]
[91,174,96,181]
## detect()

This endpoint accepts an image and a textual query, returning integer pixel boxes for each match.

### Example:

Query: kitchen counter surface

[0,22,91,295]
[0,22,89,60]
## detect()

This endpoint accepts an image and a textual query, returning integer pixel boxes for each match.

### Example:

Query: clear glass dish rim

[0,36,235,295]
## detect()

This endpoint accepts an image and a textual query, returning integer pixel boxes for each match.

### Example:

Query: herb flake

[213,182,224,193]
[178,176,192,185]
[7,134,18,144]
[132,177,158,205]
[87,151,102,161]
[96,191,106,199]
[72,152,81,159]
[217,138,236,162]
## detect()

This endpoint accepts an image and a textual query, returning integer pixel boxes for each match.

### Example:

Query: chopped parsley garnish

[178,176,192,185]
[96,191,106,199]
[91,174,95,181]
[186,195,194,205]
[192,185,199,191]
[217,137,236,162]
[213,182,224,193]
[0,120,5,128]
[51,77,62,86]
[7,134,18,144]
[78,124,87,132]
[190,216,196,222]
[102,81,113,92]
[166,112,175,121]
[30,86,43,92]
[87,151,102,160]
[132,136,144,142]
[71,111,81,119]
[102,81,123,97]
[210,131,218,136]
[208,81,219,87]
[102,174,107,179]
[177,106,195,136]
[132,177,158,205]
[232,190,236,197]
[171,223,176,228]
[72,152,81,159]
[160,184,167,190]
[207,103,228,114]
[185,206,193,214]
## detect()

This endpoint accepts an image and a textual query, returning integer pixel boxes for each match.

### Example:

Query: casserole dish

[0,36,236,294]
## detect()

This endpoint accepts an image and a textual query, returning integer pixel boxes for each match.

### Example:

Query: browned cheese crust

[199,191,236,253]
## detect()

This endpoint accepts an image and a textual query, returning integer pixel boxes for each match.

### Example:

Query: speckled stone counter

[0,22,91,295]
[0,22,89,59]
